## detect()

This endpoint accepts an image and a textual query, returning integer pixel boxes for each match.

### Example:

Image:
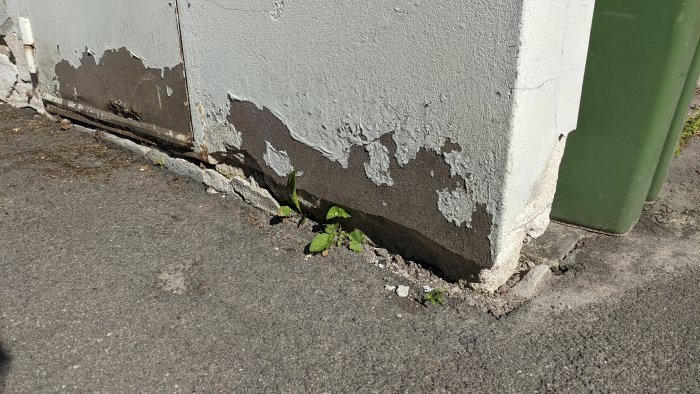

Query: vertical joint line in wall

[174,0,196,148]
[554,1,572,134]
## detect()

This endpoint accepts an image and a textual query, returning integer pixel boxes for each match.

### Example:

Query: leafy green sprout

[309,206,366,254]
[675,112,700,156]
[423,288,446,306]
[276,172,366,254]
[277,170,306,225]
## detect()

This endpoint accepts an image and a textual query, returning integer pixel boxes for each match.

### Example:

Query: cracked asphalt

[1,102,699,392]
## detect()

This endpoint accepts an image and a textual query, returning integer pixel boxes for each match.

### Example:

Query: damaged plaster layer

[53,48,193,140]
[480,0,595,289]
[0,33,42,111]
[24,0,183,71]
[364,141,393,186]
[226,99,494,279]
[436,187,476,228]
[179,1,522,239]
[177,0,595,288]
[263,141,294,177]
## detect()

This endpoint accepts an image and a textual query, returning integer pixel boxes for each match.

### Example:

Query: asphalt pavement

[1,103,699,392]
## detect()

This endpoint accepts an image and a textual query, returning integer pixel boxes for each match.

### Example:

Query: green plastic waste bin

[646,39,700,201]
[551,0,700,234]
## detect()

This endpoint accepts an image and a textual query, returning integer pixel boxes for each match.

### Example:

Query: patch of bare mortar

[54,47,192,138]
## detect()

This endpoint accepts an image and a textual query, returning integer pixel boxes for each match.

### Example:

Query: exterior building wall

[178,0,595,289]
[0,0,595,290]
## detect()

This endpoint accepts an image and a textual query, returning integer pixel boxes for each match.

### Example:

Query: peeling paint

[436,186,476,227]
[270,0,284,20]
[363,140,393,186]
[26,1,183,70]
[263,141,294,177]
[54,47,192,139]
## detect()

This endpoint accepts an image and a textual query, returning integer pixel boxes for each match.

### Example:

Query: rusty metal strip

[42,93,193,148]
[45,103,204,162]
[45,104,154,144]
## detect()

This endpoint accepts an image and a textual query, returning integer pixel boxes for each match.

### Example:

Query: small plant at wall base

[277,170,306,226]
[675,112,700,156]
[309,206,366,255]
[423,289,446,306]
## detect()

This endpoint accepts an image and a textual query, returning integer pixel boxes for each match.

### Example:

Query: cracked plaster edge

[478,0,594,291]
[72,124,280,215]
[0,30,44,112]
[475,136,568,292]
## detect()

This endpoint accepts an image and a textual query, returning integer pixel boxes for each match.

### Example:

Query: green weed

[423,288,446,306]
[309,206,365,254]
[675,112,700,156]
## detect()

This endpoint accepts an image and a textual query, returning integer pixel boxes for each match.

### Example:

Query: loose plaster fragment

[511,265,552,299]
[396,285,409,298]
[230,176,280,215]
[2,34,30,82]
[263,141,294,177]
[364,140,394,186]
[0,53,17,98]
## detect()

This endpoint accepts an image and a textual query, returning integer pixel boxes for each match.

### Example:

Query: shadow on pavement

[0,341,11,390]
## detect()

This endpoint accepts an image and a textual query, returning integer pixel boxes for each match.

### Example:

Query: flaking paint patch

[26,1,183,70]
[436,186,476,227]
[270,0,284,20]
[364,140,393,186]
[54,48,192,138]
[263,141,294,177]
[222,93,497,234]
[225,98,495,277]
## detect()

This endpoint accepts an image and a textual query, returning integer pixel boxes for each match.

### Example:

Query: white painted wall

[483,0,595,288]
[179,0,594,289]
[0,0,595,290]
[23,0,184,91]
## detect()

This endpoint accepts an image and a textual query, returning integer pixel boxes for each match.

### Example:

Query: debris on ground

[60,118,72,130]
[396,285,409,298]
[511,265,553,299]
